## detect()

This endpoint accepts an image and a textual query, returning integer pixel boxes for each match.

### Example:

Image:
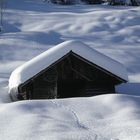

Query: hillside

[0,0,140,139]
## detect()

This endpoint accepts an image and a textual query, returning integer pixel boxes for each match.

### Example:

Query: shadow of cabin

[18,52,124,100]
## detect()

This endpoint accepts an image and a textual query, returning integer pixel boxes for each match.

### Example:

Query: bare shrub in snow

[81,0,103,4]
[108,0,140,5]
[45,0,140,5]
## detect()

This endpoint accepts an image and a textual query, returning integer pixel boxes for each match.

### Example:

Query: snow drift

[0,94,139,140]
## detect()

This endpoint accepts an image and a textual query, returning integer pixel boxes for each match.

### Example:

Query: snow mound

[9,40,128,90]
[0,94,139,140]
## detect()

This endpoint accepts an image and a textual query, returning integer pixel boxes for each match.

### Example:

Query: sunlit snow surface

[0,0,140,139]
[0,94,140,140]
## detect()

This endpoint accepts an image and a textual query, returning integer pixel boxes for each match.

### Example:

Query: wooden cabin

[9,41,128,101]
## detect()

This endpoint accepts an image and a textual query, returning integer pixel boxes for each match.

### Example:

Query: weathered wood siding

[18,52,121,100]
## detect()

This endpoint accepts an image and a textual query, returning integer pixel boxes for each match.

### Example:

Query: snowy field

[0,94,140,140]
[0,0,140,139]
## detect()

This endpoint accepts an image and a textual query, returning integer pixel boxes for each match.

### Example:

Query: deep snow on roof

[9,40,128,90]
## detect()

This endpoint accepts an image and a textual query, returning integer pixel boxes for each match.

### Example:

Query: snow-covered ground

[0,0,140,139]
[0,94,140,140]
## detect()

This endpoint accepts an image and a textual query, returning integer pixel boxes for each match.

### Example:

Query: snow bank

[0,94,139,140]
[0,85,11,103]
[9,40,128,90]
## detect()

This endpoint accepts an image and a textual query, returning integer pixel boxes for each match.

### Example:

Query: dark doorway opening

[57,80,86,98]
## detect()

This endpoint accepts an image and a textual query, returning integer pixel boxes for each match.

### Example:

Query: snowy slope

[0,1,139,139]
[0,94,139,140]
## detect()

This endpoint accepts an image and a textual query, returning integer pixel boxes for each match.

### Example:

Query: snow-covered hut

[9,40,128,101]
